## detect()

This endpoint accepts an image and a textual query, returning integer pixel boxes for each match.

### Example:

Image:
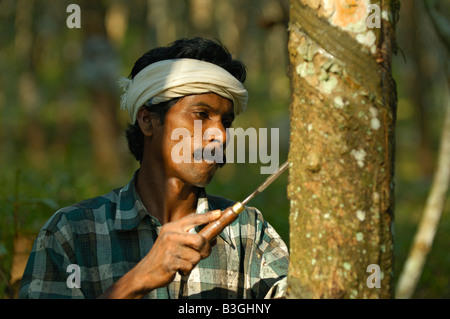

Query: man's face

[151,93,234,187]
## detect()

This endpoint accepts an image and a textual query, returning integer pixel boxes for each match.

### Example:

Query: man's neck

[135,163,200,225]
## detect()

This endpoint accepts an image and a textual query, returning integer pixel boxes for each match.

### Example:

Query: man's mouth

[193,147,226,167]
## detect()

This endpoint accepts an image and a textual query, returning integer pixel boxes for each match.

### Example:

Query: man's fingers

[167,232,211,258]
[180,232,207,251]
[180,210,222,232]
[176,259,195,276]
[185,233,211,258]
[172,237,210,275]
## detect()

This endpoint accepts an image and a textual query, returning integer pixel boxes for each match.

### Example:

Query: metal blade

[241,161,289,206]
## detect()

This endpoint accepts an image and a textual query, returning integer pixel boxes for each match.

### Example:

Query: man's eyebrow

[190,101,214,109]
[189,101,235,118]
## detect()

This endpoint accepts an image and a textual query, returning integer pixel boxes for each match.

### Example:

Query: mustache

[193,146,227,167]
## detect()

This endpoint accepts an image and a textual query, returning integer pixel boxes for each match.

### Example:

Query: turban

[119,58,248,123]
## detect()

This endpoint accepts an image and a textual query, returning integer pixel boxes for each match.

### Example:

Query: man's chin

[191,162,220,187]
[192,176,214,188]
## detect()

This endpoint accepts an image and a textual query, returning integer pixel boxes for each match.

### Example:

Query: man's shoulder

[42,187,122,235]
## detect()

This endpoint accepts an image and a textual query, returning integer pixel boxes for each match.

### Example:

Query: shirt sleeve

[19,214,85,299]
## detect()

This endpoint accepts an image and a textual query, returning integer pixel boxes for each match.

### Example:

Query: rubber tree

[286,0,400,299]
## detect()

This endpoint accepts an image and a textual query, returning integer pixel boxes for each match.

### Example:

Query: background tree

[395,0,450,299]
[286,0,400,298]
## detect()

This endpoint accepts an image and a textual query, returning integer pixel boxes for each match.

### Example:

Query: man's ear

[136,107,159,137]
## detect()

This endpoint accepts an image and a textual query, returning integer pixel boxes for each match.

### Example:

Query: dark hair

[125,37,247,162]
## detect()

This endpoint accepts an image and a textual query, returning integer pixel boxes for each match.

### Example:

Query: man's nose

[204,123,226,146]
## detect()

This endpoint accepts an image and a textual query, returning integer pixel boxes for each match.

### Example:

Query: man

[19,37,289,299]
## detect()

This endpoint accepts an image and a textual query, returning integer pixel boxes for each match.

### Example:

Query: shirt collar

[114,170,234,247]
[113,170,149,230]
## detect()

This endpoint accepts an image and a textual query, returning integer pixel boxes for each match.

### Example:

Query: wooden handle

[198,203,244,242]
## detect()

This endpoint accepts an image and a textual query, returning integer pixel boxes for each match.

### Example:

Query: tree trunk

[286,0,399,299]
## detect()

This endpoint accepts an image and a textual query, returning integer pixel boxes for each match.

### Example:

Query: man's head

[122,37,247,186]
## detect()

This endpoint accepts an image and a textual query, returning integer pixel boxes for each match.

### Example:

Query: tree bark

[286,0,399,299]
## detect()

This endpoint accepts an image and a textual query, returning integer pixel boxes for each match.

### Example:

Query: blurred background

[0,0,448,298]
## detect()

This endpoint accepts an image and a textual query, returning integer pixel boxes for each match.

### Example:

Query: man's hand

[136,209,221,287]
[99,209,221,299]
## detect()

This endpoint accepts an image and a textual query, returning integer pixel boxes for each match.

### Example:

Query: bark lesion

[290,1,383,103]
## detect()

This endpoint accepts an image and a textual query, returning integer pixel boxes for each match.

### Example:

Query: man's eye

[195,111,209,119]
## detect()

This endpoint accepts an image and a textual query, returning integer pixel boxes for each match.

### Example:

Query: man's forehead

[175,93,234,115]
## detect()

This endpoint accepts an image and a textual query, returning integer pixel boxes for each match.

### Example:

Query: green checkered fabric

[19,171,289,299]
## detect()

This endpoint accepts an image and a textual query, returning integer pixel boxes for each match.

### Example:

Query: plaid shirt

[19,171,289,299]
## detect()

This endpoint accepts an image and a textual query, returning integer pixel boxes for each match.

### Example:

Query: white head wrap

[118,58,248,123]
